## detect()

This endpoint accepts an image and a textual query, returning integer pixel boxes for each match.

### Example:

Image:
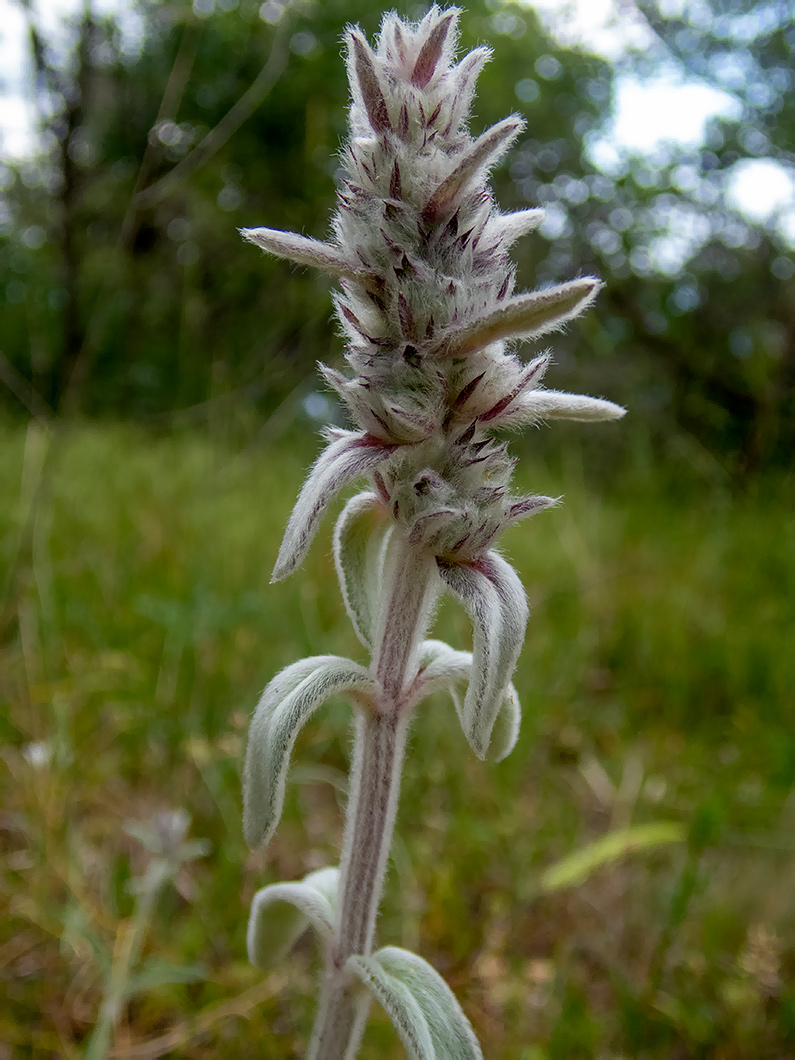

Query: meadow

[1,416,793,1058]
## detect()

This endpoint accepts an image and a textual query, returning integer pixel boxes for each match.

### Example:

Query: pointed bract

[272,431,396,582]
[423,117,524,222]
[411,9,457,88]
[437,552,528,760]
[442,278,602,358]
[247,867,339,968]
[350,32,392,134]
[240,227,365,282]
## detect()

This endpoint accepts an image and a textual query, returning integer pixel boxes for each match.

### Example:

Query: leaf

[417,641,521,762]
[349,31,391,133]
[333,491,392,648]
[490,208,546,248]
[422,117,524,223]
[507,389,627,425]
[442,278,601,357]
[348,946,483,1060]
[129,958,207,994]
[272,431,395,583]
[437,553,528,760]
[240,227,365,282]
[411,9,456,88]
[243,656,375,849]
[247,867,339,968]
[541,822,686,893]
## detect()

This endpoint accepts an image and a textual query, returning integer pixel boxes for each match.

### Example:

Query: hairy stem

[307,534,437,1058]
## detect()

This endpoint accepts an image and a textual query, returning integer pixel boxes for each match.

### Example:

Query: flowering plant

[240,8,624,1056]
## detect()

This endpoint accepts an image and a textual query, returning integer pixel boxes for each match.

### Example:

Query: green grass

[1,418,793,1058]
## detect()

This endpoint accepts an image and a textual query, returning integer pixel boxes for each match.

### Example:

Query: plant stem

[85,864,166,1060]
[307,533,437,1058]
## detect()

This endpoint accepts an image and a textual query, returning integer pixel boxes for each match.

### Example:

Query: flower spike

[241,8,627,1054]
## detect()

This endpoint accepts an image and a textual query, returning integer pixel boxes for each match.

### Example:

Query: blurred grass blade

[541,822,686,893]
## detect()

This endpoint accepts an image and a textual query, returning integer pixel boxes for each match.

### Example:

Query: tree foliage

[1,0,792,473]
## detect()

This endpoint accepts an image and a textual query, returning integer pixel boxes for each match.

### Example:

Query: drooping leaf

[348,946,483,1060]
[243,656,374,849]
[247,866,339,968]
[272,431,395,583]
[333,491,392,648]
[417,640,521,761]
[437,553,528,759]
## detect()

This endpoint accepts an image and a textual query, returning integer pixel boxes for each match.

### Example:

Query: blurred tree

[0,0,792,475]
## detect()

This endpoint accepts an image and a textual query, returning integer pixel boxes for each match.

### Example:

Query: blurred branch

[134,21,290,210]
[120,21,199,246]
[0,352,53,420]
[632,0,795,169]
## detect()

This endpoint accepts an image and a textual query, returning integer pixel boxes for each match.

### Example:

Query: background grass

[1,417,793,1058]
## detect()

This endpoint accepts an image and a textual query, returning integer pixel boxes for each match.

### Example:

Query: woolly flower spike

[243,6,623,585]
[240,15,627,1052]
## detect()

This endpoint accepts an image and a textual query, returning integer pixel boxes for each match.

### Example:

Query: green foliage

[1,0,792,474]
[1,420,793,1056]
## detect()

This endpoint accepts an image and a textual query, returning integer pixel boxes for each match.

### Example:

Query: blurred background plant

[1,0,793,1057]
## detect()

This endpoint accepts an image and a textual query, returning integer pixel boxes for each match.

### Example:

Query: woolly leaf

[411,9,456,88]
[333,491,392,647]
[240,227,365,282]
[423,117,524,223]
[417,640,521,761]
[349,32,392,133]
[243,656,374,849]
[437,553,528,760]
[443,277,601,357]
[348,946,483,1060]
[272,431,395,582]
[247,867,339,968]
[490,208,546,247]
[508,389,627,424]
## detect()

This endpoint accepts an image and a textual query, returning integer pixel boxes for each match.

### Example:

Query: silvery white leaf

[417,640,521,761]
[415,639,473,696]
[490,208,546,248]
[240,227,365,282]
[333,491,392,648]
[347,946,483,1060]
[508,389,627,424]
[247,866,339,969]
[243,656,375,849]
[272,431,395,583]
[437,552,528,760]
[443,277,601,357]
[448,682,520,762]
[423,116,524,221]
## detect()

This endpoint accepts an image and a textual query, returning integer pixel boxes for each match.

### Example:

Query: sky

[1,0,793,247]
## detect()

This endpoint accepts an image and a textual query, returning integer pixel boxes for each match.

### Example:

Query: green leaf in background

[128,958,207,994]
[541,822,686,893]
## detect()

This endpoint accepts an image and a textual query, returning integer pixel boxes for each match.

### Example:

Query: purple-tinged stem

[307,533,437,1058]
